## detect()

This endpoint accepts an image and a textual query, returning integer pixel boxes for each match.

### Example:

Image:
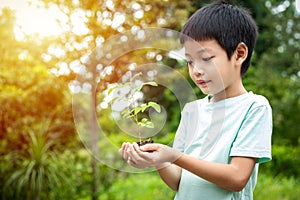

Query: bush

[254,173,300,200]
[99,172,175,200]
[260,145,300,178]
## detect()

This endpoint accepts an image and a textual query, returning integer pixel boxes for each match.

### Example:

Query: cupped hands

[119,142,182,169]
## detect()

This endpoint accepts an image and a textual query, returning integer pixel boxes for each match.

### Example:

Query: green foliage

[260,144,300,178]
[244,65,300,146]
[254,173,300,200]
[100,172,176,200]
[2,129,70,199]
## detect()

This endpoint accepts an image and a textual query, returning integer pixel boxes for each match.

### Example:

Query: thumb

[140,143,160,152]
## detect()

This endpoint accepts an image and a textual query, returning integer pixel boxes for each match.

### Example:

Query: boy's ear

[235,42,248,64]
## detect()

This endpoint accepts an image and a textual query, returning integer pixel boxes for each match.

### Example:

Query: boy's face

[184,39,242,99]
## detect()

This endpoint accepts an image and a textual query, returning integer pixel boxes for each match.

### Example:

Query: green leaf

[141,118,149,123]
[140,103,148,112]
[148,102,161,113]
[135,84,143,92]
[136,81,158,92]
[133,107,142,115]
[143,81,158,87]
[121,110,132,119]
[107,85,119,96]
[144,121,154,128]
[138,118,154,128]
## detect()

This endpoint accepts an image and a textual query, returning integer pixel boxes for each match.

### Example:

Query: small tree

[108,73,161,145]
[4,123,69,200]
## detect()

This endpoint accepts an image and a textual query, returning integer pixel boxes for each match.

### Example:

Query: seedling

[108,73,161,145]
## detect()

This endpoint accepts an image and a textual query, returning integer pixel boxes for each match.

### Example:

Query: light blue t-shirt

[173,92,272,200]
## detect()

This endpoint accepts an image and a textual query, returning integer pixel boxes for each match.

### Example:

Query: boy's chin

[199,88,211,95]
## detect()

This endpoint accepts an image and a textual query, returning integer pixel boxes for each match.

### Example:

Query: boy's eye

[202,56,214,62]
[185,56,214,66]
[186,61,193,66]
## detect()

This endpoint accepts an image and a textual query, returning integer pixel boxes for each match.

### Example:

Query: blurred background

[0,0,299,199]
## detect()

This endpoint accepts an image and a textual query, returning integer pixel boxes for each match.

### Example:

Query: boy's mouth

[196,80,211,86]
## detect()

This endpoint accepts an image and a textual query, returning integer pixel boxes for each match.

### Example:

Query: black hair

[180,0,258,76]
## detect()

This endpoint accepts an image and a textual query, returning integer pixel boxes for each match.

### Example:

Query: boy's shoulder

[248,92,271,108]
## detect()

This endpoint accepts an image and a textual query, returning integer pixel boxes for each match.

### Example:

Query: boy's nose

[193,63,204,75]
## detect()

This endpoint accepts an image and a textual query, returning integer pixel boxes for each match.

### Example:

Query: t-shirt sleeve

[230,101,272,163]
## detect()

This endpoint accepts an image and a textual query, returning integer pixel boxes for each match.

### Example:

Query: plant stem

[134,115,141,142]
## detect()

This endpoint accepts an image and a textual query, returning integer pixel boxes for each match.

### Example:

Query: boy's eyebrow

[185,48,212,57]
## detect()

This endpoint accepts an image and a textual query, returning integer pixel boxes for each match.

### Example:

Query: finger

[120,142,126,150]
[130,147,156,167]
[118,148,124,156]
[132,142,142,152]
[127,156,135,165]
[127,145,140,163]
[120,143,132,160]
[119,149,128,161]
[124,142,131,150]
[128,156,148,168]
[139,143,161,152]
[128,161,145,169]
[121,142,126,149]
[119,143,126,154]
[119,143,127,154]
[128,145,152,166]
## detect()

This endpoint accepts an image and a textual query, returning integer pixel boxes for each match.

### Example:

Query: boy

[119,1,272,199]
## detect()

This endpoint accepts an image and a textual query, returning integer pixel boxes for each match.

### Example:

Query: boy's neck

[209,85,247,103]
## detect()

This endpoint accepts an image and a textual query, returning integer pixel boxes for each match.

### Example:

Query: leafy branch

[108,73,161,142]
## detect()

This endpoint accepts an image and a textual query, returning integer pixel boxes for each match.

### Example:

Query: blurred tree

[242,0,300,145]
[0,7,74,147]
[34,0,190,87]
[0,8,76,199]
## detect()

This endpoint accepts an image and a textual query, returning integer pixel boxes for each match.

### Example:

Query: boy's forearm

[173,154,256,192]
[157,164,182,191]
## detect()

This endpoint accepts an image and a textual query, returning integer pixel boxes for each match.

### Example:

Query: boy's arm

[123,143,256,192]
[173,155,256,192]
[156,164,182,191]
[137,144,256,192]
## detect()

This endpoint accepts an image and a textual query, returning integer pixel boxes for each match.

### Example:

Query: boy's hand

[119,142,132,161]
[119,142,182,169]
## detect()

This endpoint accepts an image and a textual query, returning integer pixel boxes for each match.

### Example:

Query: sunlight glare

[17,7,63,37]
[0,0,65,38]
